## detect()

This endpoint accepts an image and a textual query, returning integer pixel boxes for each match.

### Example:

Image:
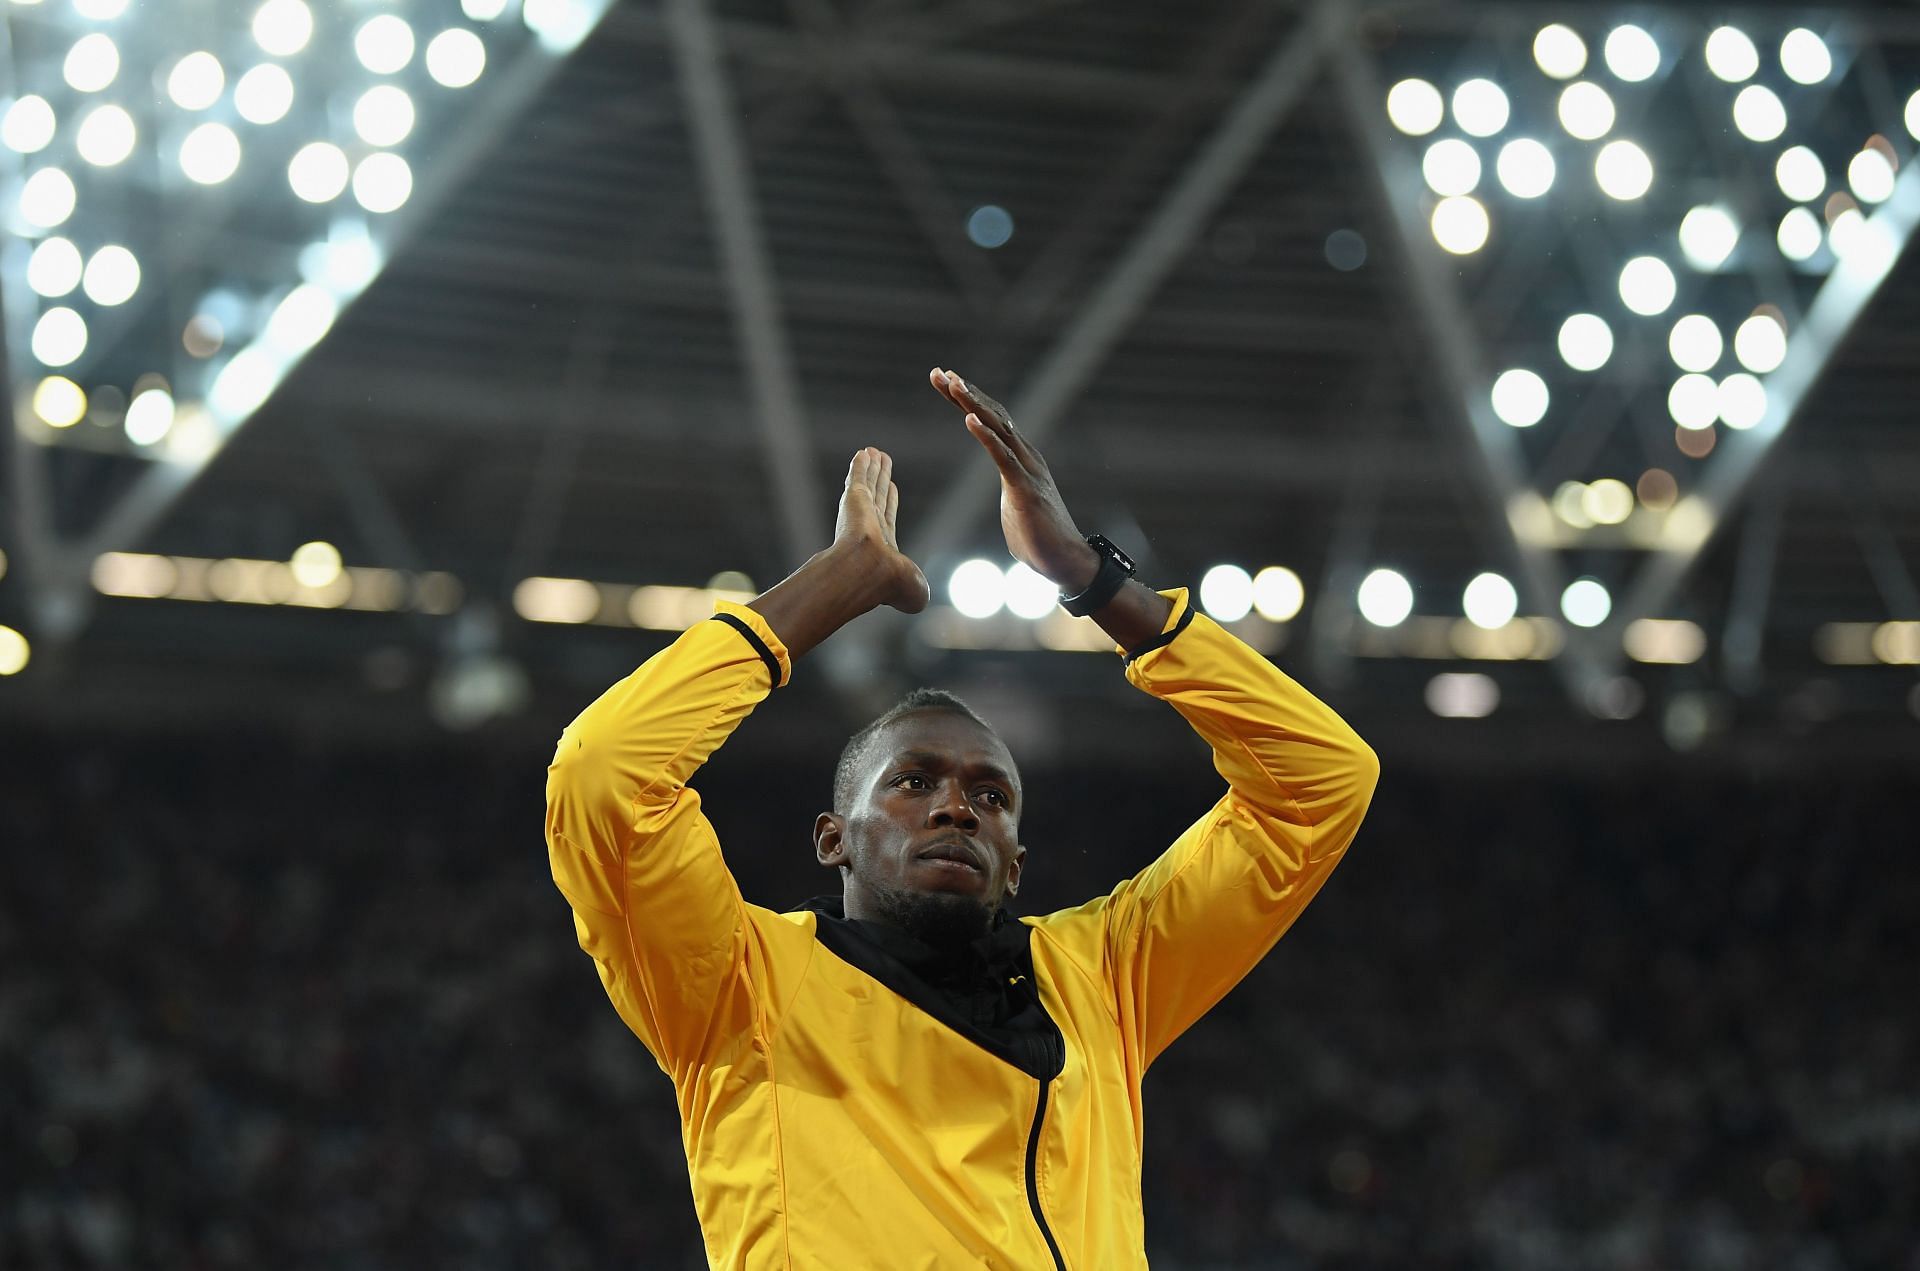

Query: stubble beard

[869,882,994,949]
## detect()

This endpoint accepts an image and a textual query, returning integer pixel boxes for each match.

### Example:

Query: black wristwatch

[1059,535,1137,617]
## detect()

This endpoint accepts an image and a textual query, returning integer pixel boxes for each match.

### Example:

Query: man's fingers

[965,413,1020,476]
[847,447,872,489]
[884,479,900,538]
[948,372,1011,428]
[874,449,893,501]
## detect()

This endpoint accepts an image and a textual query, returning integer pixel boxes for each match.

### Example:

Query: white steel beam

[665,0,827,561]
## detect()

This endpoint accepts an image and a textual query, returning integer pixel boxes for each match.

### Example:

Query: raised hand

[836,447,930,615]
[928,368,1098,593]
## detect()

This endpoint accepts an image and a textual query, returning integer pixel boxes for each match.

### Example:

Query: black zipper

[1026,1078,1066,1271]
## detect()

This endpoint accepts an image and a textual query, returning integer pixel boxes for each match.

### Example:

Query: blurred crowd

[2,718,1914,1269]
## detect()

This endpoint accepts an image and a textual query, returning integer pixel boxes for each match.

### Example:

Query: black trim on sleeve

[709,612,783,687]
[1122,599,1196,665]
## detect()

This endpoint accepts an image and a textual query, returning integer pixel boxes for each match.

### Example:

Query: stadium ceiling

[3,0,1919,753]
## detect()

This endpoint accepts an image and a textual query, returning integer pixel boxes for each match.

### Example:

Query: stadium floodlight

[1462,572,1518,629]
[351,152,413,213]
[64,34,120,92]
[1734,313,1788,372]
[33,377,88,429]
[1584,479,1634,525]
[75,104,137,167]
[426,29,487,88]
[82,245,141,306]
[1668,374,1719,429]
[353,86,416,147]
[1777,207,1822,261]
[124,389,177,446]
[1557,81,1615,141]
[253,0,315,57]
[947,559,1005,618]
[1731,86,1786,142]
[1452,79,1510,137]
[287,141,350,202]
[1386,78,1444,136]
[1553,481,1595,528]
[1668,315,1724,373]
[289,541,344,589]
[1003,562,1059,619]
[1490,369,1549,427]
[464,0,509,17]
[1558,313,1613,370]
[74,0,128,17]
[0,627,29,677]
[356,15,417,73]
[31,307,88,367]
[1603,25,1660,83]
[234,65,295,124]
[1779,28,1832,85]
[1496,139,1555,198]
[1426,673,1500,719]
[1357,568,1414,627]
[19,167,78,228]
[1848,149,1895,204]
[1431,196,1489,254]
[1561,578,1612,628]
[27,238,83,297]
[1422,139,1482,196]
[179,123,242,184]
[1594,140,1653,200]
[1704,27,1759,82]
[1679,206,1739,270]
[1618,256,1676,314]
[1909,89,1920,142]
[1533,25,1587,80]
[2,95,57,154]
[1199,565,1254,622]
[167,52,225,111]
[1717,373,1767,430]
[1774,146,1826,203]
[523,0,601,51]
[1828,206,1867,259]
[1252,567,1304,622]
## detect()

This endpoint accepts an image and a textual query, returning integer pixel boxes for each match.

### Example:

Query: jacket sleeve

[543,601,790,1079]
[1101,589,1379,1071]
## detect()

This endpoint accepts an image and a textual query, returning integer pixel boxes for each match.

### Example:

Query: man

[545,369,1378,1267]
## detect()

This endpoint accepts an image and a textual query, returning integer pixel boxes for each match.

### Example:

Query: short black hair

[832,688,1002,815]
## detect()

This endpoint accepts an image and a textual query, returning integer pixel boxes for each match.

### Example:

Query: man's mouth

[916,838,983,872]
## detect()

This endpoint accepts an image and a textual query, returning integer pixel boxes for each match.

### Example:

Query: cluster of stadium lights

[11,538,1907,724]
[4,0,602,456]
[938,559,1630,635]
[1386,21,1919,449]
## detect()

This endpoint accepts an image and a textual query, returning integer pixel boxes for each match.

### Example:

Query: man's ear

[814,812,847,869]
[1005,843,1027,898]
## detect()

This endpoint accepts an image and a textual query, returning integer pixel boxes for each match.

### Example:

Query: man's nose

[927,783,978,830]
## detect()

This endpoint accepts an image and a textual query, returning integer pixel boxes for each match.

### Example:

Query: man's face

[815,710,1025,933]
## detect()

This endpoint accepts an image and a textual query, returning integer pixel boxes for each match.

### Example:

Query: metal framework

[5,0,1916,729]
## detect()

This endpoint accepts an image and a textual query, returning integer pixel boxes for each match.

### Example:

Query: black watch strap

[1059,535,1137,617]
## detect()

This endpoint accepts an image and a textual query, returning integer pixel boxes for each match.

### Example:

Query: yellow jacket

[546,590,1378,1268]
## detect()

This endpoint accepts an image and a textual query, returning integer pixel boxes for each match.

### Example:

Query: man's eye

[977,789,1008,807]
[896,774,929,789]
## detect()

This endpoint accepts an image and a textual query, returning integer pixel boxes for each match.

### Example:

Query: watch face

[1089,535,1135,573]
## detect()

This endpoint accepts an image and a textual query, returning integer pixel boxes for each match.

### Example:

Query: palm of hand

[836,448,929,614]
